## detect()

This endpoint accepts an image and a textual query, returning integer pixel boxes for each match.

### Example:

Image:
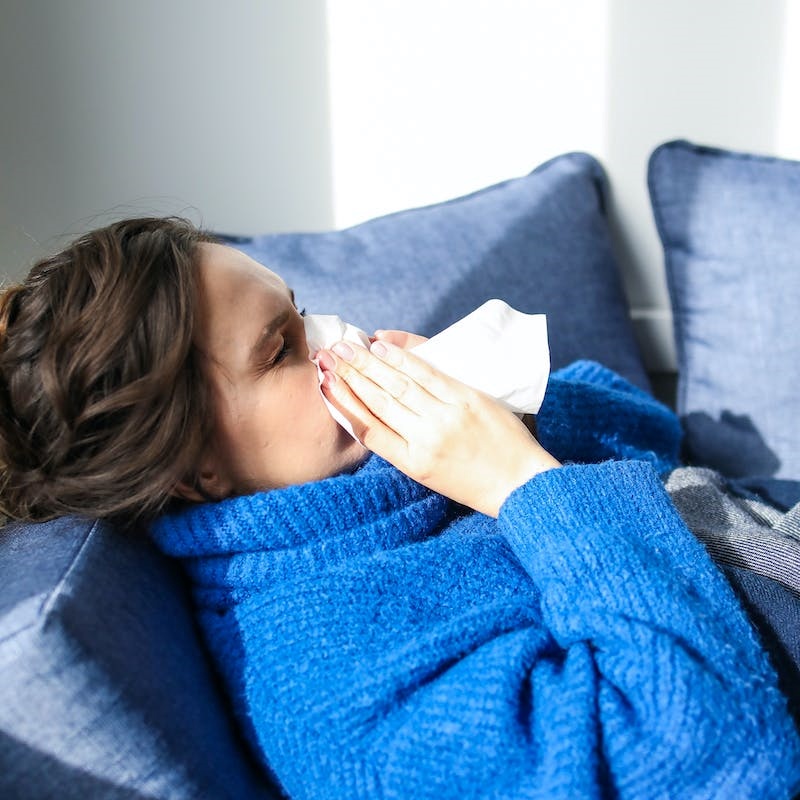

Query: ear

[171,451,234,504]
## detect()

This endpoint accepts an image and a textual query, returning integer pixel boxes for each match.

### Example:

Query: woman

[1,217,798,798]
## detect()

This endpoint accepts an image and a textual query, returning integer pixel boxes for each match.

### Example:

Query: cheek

[303,377,349,450]
[214,398,256,457]
[305,383,337,436]
[297,365,331,421]
[212,377,272,455]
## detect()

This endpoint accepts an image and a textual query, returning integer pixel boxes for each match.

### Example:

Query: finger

[367,339,462,404]
[320,368,411,457]
[322,348,424,433]
[325,342,440,417]
[373,329,428,349]
[336,342,417,403]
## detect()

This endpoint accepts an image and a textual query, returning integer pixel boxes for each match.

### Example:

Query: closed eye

[254,336,290,375]
[272,340,291,365]
[252,300,306,376]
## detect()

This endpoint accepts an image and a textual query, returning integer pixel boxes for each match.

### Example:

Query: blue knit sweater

[152,362,800,799]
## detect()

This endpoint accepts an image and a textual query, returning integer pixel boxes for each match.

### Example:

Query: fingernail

[321,370,336,389]
[317,350,335,371]
[331,341,354,361]
[370,340,388,358]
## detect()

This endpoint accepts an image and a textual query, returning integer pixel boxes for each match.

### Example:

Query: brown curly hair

[0,217,215,524]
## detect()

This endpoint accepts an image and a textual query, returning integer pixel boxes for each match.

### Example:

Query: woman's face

[190,243,368,499]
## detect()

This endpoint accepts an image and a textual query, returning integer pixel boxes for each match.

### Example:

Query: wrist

[486,446,561,518]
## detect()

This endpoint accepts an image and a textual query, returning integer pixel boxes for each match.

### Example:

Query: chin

[339,437,369,472]
[326,417,369,474]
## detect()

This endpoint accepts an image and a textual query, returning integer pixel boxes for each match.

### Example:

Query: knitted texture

[537,359,682,474]
[151,362,800,799]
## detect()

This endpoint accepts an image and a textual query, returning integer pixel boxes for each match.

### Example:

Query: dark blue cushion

[0,517,280,799]
[224,152,649,390]
[723,565,800,732]
[649,140,800,480]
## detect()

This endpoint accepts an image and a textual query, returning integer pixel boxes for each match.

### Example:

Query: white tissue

[304,314,372,438]
[411,300,549,414]
[304,300,550,441]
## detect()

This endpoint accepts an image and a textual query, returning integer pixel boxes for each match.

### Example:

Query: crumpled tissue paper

[304,299,550,440]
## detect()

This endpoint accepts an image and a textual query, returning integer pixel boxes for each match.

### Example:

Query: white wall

[0,0,333,276]
[326,0,609,227]
[2,0,798,370]
[604,0,790,368]
[326,0,796,370]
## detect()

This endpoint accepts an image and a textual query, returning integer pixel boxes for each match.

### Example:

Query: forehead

[197,243,287,298]
[194,243,290,351]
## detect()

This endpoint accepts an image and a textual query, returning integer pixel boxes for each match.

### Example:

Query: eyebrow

[250,307,292,364]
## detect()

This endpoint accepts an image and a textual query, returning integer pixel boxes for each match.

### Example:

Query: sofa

[1,140,798,798]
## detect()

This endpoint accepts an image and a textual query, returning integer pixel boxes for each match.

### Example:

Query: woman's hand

[318,339,560,517]
[371,329,428,350]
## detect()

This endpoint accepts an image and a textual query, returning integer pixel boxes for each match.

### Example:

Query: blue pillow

[649,140,800,480]
[224,152,649,390]
[0,517,280,799]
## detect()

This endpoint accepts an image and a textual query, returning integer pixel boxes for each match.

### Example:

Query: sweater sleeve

[495,459,800,799]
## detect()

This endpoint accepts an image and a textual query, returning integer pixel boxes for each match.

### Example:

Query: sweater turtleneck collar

[150,455,452,559]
